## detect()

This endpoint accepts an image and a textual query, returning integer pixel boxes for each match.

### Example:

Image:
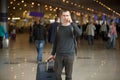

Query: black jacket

[33,24,46,41]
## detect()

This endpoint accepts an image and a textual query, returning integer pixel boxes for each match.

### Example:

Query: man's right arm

[47,34,57,61]
[51,34,57,56]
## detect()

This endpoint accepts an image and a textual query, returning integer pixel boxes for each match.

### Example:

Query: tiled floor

[0,33,120,80]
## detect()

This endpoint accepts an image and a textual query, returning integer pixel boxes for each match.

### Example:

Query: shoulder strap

[57,24,74,36]
[71,24,78,56]
[57,26,59,32]
[56,24,61,32]
[70,25,74,38]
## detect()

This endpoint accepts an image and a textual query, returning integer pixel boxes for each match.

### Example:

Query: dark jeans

[87,35,94,45]
[101,31,107,41]
[54,54,74,80]
[0,37,3,48]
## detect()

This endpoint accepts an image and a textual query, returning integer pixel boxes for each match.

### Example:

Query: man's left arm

[71,23,82,36]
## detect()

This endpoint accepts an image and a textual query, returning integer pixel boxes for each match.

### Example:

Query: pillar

[0,0,8,32]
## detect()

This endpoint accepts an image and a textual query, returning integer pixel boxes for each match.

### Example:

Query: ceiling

[8,0,120,18]
[69,0,120,16]
[100,0,120,12]
[75,0,120,12]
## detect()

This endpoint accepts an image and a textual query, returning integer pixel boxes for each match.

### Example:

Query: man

[48,10,81,80]
[100,22,108,41]
[48,17,60,44]
[0,22,5,49]
[85,21,96,46]
[33,20,46,62]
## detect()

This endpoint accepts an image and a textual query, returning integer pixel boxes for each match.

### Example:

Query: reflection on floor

[0,33,120,80]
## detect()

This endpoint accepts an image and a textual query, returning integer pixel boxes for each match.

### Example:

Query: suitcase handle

[46,61,54,72]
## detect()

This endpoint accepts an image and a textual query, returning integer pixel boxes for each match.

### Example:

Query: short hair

[55,17,59,21]
[110,19,114,25]
[60,10,71,16]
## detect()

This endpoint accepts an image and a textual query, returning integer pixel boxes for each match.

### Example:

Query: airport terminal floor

[0,33,120,80]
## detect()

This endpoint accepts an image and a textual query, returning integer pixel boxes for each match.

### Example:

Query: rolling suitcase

[36,61,56,80]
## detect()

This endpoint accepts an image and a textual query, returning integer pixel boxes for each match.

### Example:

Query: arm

[47,33,57,61]
[51,33,57,56]
[71,23,82,36]
[93,25,96,30]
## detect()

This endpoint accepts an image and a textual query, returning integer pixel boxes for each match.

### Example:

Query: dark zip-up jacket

[33,24,46,41]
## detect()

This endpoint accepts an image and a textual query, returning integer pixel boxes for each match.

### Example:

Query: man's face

[61,11,71,23]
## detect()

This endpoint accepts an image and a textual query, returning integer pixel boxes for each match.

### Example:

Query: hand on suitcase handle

[46,55,55,62]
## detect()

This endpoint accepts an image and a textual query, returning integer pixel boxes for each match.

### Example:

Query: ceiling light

[50,9,53,11]
[45,5,47,7]
[21,0,24,3]
[38,4,40,6]
[55,7,58,9]
[24,4,27,7]
[66,1,69,3]
[74,3,77,6]
[45,8,48,10]
[8,17,11,20]
[19,8,22,10]
[49,6,52,8]
[13,7,15,9]
[78,5,81,7]
[32,2,34,5]
[71,2,73,5]
[17,3,20,5]
[53,9,56,12]
[10,2,13,4]
[63,0,65,2]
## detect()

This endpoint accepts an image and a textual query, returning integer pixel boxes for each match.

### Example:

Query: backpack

[56,23,78,55]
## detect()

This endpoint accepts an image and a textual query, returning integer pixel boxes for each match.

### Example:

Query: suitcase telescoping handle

[45,55,55,72]
[46,60,54,72]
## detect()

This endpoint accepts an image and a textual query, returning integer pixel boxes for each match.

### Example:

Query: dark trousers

[54,54,74,80]
[0,37,3,48]
[87,35,94,45]
[101,31,107,41]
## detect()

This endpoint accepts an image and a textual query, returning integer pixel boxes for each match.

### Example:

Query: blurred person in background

[33,20,46,62]
[85,20,96,46]
[0,22,5,48]
[48,17,60,44]
[107,20,118,49]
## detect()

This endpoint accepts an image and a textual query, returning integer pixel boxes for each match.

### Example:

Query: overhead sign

[29,12,44,17]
